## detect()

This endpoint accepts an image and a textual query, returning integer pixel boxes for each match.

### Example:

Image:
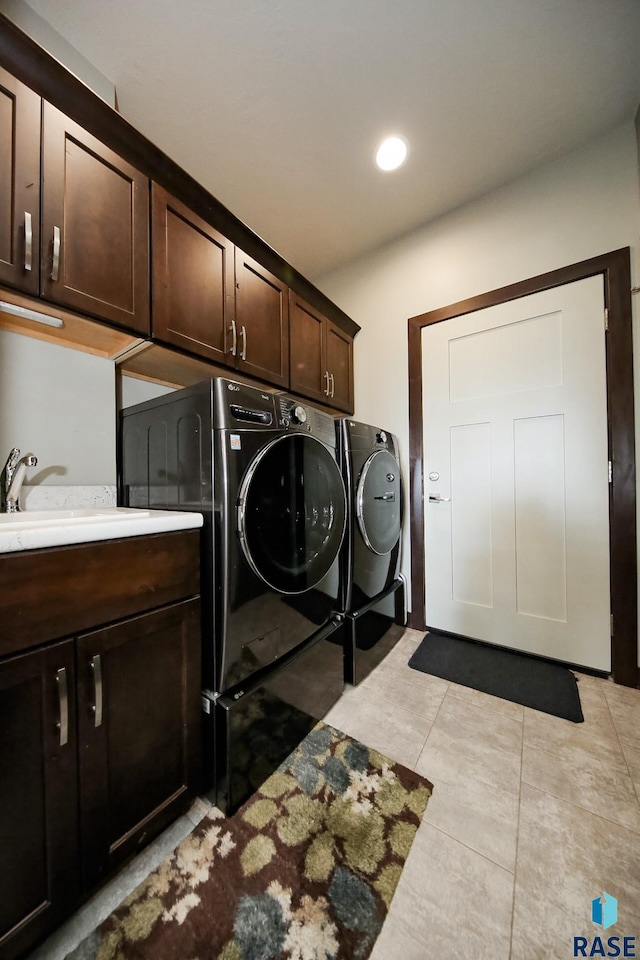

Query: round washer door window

[356,449,402,555]
[238,434,346,594]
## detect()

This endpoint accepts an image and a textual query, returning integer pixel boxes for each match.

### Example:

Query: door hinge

[610,614,614,637]
[608,460,613,483]
[604,308,609,332]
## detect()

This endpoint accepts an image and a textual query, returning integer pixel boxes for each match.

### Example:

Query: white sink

[0,508,153,527]
[0,507,203,553]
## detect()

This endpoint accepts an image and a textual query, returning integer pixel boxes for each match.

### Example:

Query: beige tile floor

[324,628,640,960]
[32,627,640,959]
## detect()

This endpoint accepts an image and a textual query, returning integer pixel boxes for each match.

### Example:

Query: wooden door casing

[0,640,80,960]
[40,102,150,334]
[152,183,235,364]
[77,599,201,890]
[0,66,40,296]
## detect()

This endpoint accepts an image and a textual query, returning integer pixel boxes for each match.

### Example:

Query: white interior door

[422,276,611,671]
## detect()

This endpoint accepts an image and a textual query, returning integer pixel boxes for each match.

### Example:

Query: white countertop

[0,507,204,554]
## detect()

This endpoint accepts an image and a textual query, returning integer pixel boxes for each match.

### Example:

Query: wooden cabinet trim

[0,530,200,658]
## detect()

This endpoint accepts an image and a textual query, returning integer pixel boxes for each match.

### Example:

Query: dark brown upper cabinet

[151,183,234,364]
[235,250,289,388]
[289,291,354,413]
[40,102,150,334]
[325,319,354,413]
[151,192,289,388]
[0,67,40,297]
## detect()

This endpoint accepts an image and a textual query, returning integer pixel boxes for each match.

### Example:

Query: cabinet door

[0,67,40,297]
[40,102,150,334]
[151,183,235,365]
[77,599,201,890]
[289,291,329,404]
[0,640,79,960]
[235,249,289,387]
[326,320,354,413]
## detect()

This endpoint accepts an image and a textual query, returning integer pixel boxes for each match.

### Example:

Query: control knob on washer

[291,405,307,424]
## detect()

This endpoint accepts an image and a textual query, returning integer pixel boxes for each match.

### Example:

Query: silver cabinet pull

[330,373,335,398]
[91,655,103,728]
[56,667,68,747]
[240,325,247,360]
[24,212,33,271]
[324,371,330,396]
[429,495,451,502]
[51,225,61,281]
[229,319,237,356]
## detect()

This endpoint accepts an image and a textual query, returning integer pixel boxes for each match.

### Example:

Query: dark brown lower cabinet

[0,597,201,960]
[78,599,201,890]
[0,640,79,960]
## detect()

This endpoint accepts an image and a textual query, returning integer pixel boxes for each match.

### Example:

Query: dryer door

[356,450,402,555]
[238,434,346,594]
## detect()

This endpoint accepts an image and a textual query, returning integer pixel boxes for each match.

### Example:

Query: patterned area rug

[68,722,432,960]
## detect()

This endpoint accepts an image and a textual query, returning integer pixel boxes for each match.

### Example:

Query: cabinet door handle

[24,211,33,272]
[240,325,247,361]
[324,371,330,396]
[330,373,335,398]
[229,319,237,356]
[91,655,103,728]
[56,667,69,747]
[51,225,61,281]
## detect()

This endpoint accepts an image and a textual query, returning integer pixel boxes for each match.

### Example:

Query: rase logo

[573,893,636,958]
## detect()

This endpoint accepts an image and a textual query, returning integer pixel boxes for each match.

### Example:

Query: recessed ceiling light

[375,135,408,171]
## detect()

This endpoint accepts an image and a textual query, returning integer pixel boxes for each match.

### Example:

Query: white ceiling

[19,0,640,279]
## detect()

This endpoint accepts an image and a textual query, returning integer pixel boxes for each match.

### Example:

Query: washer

[337,419,406,684]
[120,378,347,812]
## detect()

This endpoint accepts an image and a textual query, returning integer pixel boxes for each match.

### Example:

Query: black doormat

[408,631,584,722]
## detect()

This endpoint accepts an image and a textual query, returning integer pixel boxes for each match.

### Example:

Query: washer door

[238,434,346,594]
[356,450,402,555]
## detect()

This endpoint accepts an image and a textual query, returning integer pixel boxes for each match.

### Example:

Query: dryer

[120,379,347,813]
[337,419,406,684]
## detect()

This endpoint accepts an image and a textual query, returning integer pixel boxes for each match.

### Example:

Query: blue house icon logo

[592,893,618,930]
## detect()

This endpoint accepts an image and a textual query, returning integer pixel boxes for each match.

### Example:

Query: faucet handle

[5,448,20,471]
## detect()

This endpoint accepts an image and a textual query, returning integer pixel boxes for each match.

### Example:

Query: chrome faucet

[1,448,38,513]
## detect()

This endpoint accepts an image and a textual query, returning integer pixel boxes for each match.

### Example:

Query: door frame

[407,247,638,687]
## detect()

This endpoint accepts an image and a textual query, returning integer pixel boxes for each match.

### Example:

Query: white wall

[1,0,116,106]
[316,121,640,659]
[119,374,175,409]
[0,330,116,484]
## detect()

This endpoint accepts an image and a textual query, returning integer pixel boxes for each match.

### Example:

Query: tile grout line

[599,688,640,810]
[509,705,526,960]
[445,687,525,724]
[412,679,451,772]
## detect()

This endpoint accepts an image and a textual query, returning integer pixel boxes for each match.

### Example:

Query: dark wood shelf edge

[0,14,359,341]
